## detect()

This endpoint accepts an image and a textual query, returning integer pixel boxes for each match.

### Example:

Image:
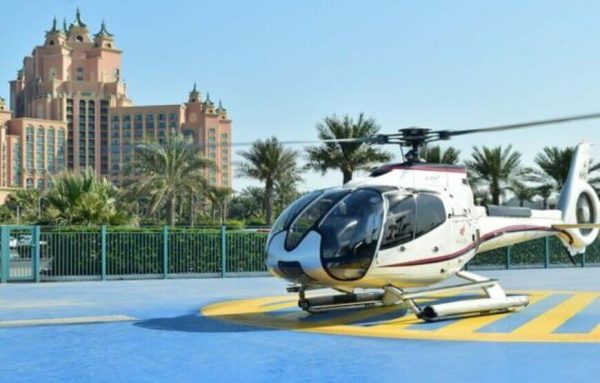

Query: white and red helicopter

[264,114,600,321]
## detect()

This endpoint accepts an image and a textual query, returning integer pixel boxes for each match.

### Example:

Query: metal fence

[1,225,599,283]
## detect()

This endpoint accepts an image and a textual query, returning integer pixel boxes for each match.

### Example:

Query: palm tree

[3,189,42,224]
[207,186,233,224]
[306,114,392,184]
[274,171,303,215]
[465,145,523,205]
[45,169,134,225]
[229,186,266,221]
[533,146,600,191]
[533,147,574,189]
[535,183,554,209]
[421,145,461,164]
[237,137,300,225]
[510,181,535,207]
[132,133,213,226]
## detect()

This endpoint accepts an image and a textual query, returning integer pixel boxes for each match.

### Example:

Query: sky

[2,0,600,192]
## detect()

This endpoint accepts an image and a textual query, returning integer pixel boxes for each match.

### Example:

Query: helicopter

[263,113,600,321]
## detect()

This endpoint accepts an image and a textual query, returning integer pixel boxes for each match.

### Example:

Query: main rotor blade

[434,112,600,139]
[191,136,378,149]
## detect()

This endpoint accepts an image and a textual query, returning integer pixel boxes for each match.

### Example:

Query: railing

[1,226,599,283]
[0,226,270,282]
[467,236,600,269]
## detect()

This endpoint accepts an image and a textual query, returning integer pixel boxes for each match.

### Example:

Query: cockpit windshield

[319,189,383,281]
[285,189,351,250]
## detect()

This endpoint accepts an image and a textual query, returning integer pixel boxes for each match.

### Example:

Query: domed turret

[203,92,215,113]
[188,82,201,103]
[67,8,90,44]
[216,100,228,119]
[94,20,115,49]
[44,17,65,46]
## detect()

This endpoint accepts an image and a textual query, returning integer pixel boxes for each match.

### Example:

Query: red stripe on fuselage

[379,225,569,268]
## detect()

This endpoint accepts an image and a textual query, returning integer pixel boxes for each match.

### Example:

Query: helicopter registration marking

[201,290,600,343]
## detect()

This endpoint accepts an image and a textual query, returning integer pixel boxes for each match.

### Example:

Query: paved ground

[1,268,599,382]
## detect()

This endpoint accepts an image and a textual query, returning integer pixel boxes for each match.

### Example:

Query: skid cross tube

[383,271,527,320]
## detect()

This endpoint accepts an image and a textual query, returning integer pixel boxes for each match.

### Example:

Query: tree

[510,181,535,207]
[420,145,461,164]
[3,189,42,224]
[132,133,213,226]
[229,186,266,221]
[533,146,600,191]
[306,113,392,184]
[532,146,574,189]
[535,183,554,209]
[274,171,303,215]
[45,169,134,225]
[207,186,233,224]
[465,145,523,205]
[237,137,300,225]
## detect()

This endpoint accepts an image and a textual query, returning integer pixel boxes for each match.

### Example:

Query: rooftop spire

[203,92,215,109]
[217,100,227,113]
[94,20,113,38]
[71,7,87,28]
[188,82,200,103]
[48,17,60,34]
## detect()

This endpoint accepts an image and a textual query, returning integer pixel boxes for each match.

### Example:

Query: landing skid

[384,271,530,321]
[292,271,529,321]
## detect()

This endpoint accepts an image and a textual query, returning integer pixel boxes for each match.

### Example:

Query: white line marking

[0,315,137,328]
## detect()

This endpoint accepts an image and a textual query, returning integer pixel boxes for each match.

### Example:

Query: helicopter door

[377,193,416,264]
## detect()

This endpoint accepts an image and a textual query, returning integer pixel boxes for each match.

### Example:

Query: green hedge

[34,227,600,279]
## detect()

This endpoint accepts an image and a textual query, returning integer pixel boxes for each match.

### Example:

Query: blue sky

[2,0,600,191]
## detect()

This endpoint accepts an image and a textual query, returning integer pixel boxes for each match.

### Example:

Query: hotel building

[1,9,231,201]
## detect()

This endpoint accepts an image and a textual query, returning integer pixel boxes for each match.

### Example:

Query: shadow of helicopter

[133,294,511,334]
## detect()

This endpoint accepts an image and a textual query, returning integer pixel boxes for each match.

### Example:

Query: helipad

[203,290,600,343]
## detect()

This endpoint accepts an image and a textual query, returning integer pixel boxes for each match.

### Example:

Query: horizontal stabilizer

[552,224,600,229]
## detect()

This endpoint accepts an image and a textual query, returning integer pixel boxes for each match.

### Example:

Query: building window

[76,66,84,80]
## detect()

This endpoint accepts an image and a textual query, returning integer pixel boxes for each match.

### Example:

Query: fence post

[0,226,10,283]
[221,225,227,278]
[506,246,512,269]
[1,226,9,283]
[162,226,169,279]
[581,251,586,268]
[544,237,550,268]
[100,225,107,281]
[33,226,40,283]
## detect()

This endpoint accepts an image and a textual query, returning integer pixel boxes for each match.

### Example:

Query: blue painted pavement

[0,268,599,383]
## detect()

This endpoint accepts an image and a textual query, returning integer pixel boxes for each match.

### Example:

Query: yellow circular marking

[201,290,600,343]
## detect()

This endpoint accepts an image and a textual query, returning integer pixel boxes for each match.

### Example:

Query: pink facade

[2,9,232,198]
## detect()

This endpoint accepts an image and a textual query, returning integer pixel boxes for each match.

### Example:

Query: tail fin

[557,143,600,254]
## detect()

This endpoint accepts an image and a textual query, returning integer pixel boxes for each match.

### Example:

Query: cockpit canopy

[268,187,446,282]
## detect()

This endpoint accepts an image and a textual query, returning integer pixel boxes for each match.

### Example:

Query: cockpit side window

[271,190,322,235]
[415,194,446,238]
[380,194,416,250]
